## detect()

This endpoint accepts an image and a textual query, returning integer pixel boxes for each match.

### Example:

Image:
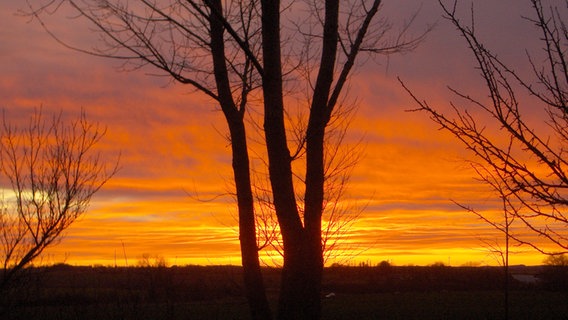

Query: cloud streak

[1,0,556,267]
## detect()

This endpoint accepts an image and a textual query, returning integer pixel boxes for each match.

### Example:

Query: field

[2,265,567,319]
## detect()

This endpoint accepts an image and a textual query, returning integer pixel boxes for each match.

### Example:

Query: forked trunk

[209,1,272,318]
[260,0,324,319]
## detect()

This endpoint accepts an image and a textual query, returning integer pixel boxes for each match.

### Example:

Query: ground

[1,264,567,319]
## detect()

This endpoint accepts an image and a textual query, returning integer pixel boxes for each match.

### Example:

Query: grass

[9,298,251,320]
[322,291,568,320]
[2,265,567,319]
[7,291,568,320]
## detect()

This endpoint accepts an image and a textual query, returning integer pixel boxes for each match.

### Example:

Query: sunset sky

[0,0,562,267]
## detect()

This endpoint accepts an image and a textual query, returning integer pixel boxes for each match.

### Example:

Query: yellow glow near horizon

[1,1,561,268]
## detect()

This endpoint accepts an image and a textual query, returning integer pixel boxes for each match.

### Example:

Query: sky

[0,0,563,267]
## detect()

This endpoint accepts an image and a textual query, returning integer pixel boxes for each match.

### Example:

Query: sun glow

[1,1,557,268]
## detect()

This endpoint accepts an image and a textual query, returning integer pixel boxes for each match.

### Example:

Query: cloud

[1,0,556,266]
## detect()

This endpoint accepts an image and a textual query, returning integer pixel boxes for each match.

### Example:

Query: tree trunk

[259,0,343,318]
[209,1,272,318]
[230,120,273,320]
[259,1,315,319]
[302,1,340,318]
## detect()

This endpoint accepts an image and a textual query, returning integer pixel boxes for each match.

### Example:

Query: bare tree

[253,104,366,266]
[253,160,365,267]
[0,108,118,292]
[457,161,522,319]
[27,1,427,318]
[403,0,568,256]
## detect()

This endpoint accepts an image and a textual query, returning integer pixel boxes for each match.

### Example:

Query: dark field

[2,264,567,319]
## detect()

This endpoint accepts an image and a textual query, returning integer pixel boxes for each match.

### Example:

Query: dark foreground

[2,264,567,319]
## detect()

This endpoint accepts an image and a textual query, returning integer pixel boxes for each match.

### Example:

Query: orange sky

[0,0,562,267]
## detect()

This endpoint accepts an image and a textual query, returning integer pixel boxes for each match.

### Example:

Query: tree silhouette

[402,2,568,318]
[403,0,568,256]
[0,108,117,293]
[252,104,366,266]
[28,1,428,318]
